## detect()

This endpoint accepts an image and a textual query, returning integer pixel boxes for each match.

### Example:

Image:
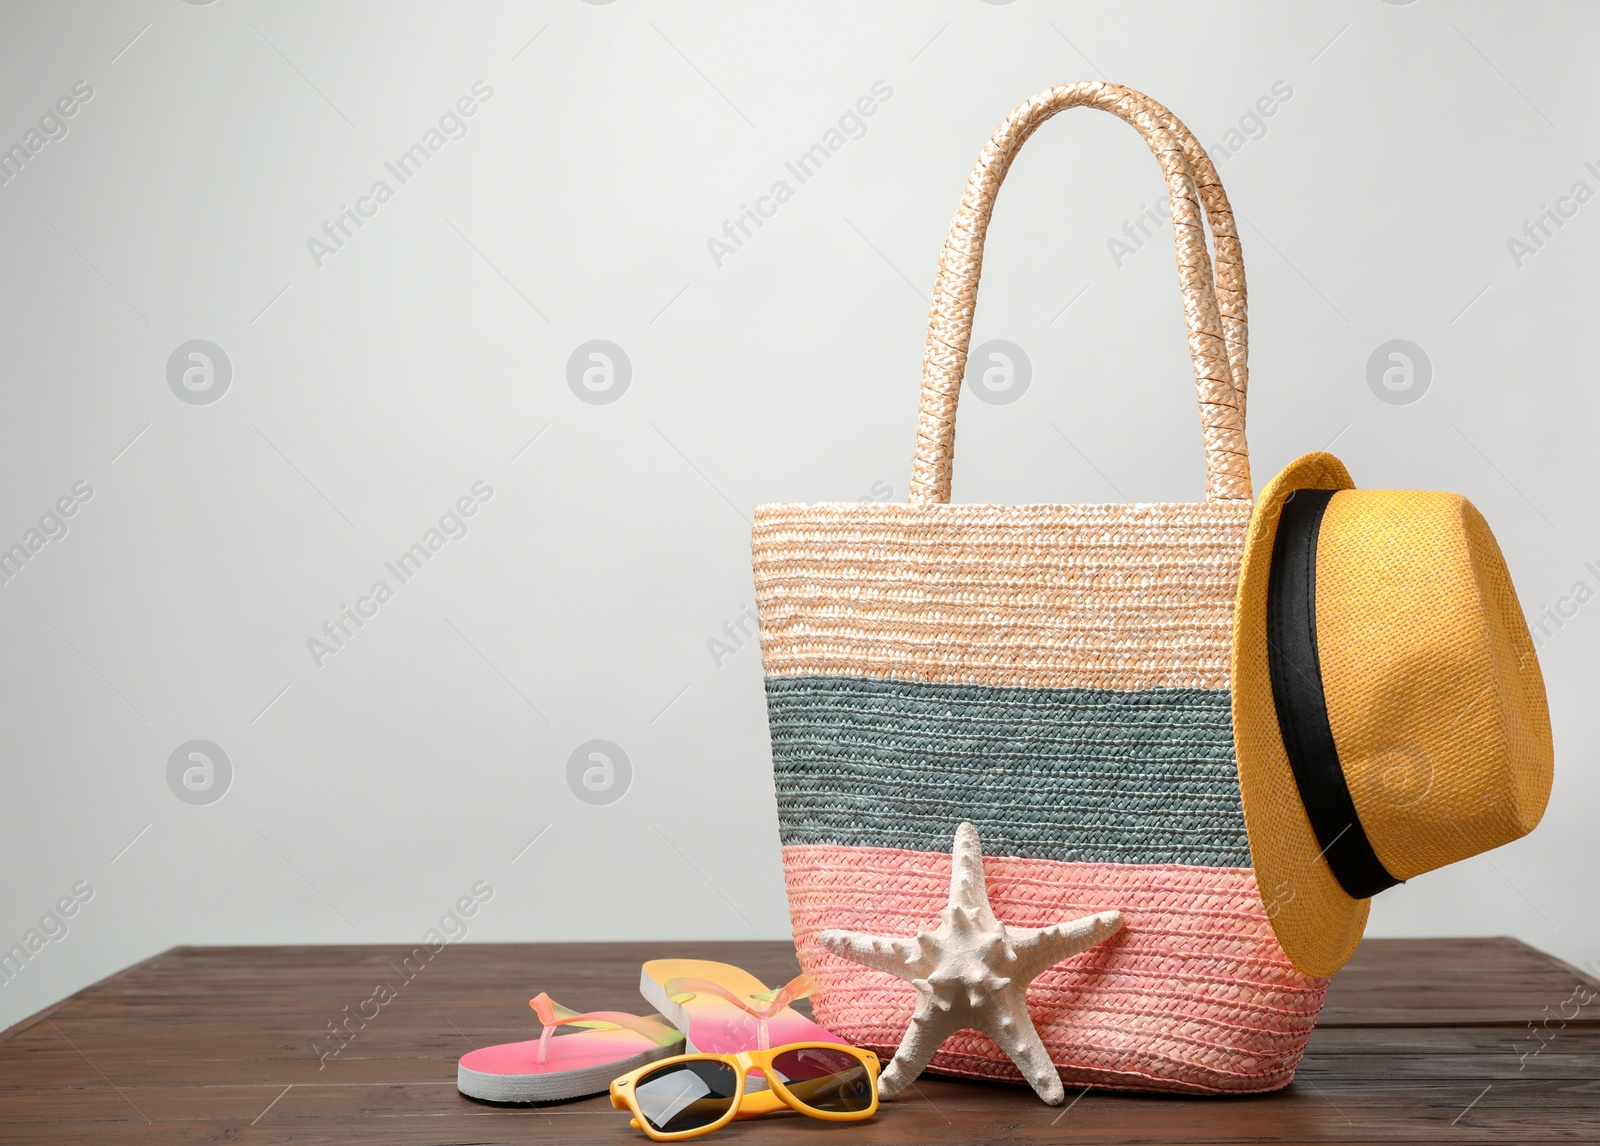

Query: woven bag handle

[1128,93,1249,420]
[1054,87,1250,418]
[909,82,1252,505]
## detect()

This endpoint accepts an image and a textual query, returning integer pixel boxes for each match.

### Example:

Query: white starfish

[818,822,1122,1104]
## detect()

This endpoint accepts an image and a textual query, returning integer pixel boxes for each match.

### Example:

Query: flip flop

[639,959,845,1055]
[457,992,685,1103]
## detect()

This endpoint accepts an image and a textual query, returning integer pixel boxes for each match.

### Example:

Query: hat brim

[1232,451,1368,978]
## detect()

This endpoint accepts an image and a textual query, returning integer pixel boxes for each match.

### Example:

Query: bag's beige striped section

[752,500,1252,691]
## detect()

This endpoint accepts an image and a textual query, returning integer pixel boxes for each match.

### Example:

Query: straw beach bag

[751,83,1328,1094]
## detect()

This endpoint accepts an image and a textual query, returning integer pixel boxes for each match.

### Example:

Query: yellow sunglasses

[609,1042,880,1140]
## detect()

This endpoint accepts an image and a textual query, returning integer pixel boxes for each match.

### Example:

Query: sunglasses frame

[609,1041,880,1141]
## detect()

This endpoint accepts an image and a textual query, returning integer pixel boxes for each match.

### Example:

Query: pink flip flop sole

[457,1018,684,1103]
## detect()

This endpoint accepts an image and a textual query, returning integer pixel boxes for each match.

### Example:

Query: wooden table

[2,937,1596,1143]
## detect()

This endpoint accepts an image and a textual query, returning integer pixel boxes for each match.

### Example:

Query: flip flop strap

[661,973,814,1051]
[528,993,680,1065]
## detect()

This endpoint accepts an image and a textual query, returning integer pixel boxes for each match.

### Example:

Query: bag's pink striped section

[784,844,1328,1094]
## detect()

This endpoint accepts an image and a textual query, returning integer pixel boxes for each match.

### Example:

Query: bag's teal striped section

[766,675,1251,867]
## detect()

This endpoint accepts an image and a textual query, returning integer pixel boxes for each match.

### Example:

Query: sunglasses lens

[770,1047,875,1114]
[633,1060,739,1135]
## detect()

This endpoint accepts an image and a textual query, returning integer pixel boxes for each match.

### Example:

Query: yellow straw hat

[1231,452,1554,977]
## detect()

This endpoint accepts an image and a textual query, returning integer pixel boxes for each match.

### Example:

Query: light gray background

[2,0,1596,1033]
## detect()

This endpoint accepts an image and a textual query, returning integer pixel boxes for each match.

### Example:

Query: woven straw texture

[766,676,1250,866]
[785,846,1325,1094]
[1232,453,1554,976]
[752,83,1326,1093]
[752,501,1250,690]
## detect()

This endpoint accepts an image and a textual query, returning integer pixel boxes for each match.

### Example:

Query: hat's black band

[1265,488,1401,901]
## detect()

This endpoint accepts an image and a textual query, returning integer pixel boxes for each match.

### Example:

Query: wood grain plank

[2,937,1597,1144]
